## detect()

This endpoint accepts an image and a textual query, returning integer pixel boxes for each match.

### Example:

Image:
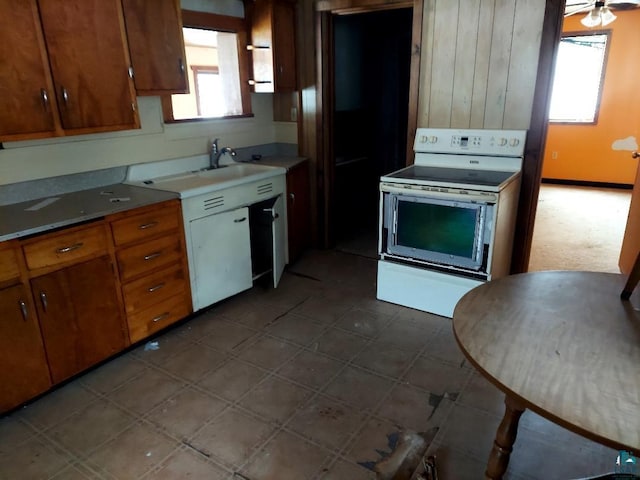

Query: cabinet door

[37,0,138,132]
[0,284,51,412]
[0,0,59,140]
[273,0,297,91]
[188,208,252,311]
[269,195,286,287]
[287,161,310,262]
[31,256,128,384]
[122,0,188,95]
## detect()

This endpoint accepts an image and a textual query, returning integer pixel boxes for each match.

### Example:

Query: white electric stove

[377,128,527,318]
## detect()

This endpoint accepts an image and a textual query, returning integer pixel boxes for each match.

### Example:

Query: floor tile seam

[330,410,382,464]
[278,397,374,456]
[5,410,53,438]
[418,351,474,371]
[57,461,110,480]
[35,414,139,466]
[0,436,81,479]
[233,423,337,477]
[139,443,234,479]
[327,323,386,342]
[219,423,288,475]
[80,434,184,480]
[263,321,335,348]
[267,366,345,398]
[298,339,370,364]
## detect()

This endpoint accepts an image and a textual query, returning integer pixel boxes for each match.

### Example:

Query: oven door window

[386,195,486,270]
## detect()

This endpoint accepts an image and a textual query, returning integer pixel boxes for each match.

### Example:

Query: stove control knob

[428,136,438,144]
[509,138,520,147]
[498,138,508,146]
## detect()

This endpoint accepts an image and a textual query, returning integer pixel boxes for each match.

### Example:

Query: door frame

[315,0,423,248]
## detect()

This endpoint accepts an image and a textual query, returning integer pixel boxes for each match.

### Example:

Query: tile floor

[0,249,620,479]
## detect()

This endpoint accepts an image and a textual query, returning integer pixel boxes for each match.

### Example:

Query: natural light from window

[548,33,609,123]
[171,27,243,120]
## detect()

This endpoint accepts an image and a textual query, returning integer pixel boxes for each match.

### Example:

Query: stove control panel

[414,128,526,157]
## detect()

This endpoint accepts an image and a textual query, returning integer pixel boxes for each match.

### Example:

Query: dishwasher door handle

[234,217,247,223]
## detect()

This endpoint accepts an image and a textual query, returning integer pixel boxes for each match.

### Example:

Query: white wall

[0,0,297,187]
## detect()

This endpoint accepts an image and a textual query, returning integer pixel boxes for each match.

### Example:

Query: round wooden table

[453,271,640,480]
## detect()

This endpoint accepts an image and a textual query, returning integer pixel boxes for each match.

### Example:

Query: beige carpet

[528,184,632,273]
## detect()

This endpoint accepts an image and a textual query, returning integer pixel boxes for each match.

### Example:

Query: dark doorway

[332,8,413,256]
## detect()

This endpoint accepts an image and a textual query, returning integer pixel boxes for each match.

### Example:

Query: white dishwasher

[126,156,287,312]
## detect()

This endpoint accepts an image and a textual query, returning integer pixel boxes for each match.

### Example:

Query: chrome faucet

[210,138,237,169]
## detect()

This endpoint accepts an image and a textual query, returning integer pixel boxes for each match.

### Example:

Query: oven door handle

[380,183,498,203]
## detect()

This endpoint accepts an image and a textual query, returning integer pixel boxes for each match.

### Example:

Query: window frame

[548,29,612,125]
[161,10,253,123]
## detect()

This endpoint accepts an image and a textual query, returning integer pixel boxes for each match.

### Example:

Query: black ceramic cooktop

[385,165,516,187]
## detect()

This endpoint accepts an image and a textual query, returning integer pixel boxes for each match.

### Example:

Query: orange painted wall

[542,9,640,184]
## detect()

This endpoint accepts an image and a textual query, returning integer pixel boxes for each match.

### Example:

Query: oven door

[380,184,497,273]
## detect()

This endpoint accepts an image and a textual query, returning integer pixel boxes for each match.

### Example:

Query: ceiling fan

[564,0,640,26]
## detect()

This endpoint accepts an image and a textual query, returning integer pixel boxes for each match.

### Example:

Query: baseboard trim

[541,178,633,190]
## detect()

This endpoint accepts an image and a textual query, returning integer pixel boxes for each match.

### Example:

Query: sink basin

[133,163,286,199]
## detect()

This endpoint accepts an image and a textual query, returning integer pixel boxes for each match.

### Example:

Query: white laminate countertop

[0,184,178,242]
[257,156,308,171]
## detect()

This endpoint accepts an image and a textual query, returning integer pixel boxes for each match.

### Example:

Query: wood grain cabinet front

[31,255,128,384]
[0,0,139,142]
[121,0,189,95]
[0,241,51,413]
[108,200,192,343]
[248,0,297,93]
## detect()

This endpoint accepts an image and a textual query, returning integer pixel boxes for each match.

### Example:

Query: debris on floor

[358,427,438,480]
[143,340,159,351]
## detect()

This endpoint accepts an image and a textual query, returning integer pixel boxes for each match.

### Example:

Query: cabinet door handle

[19,300,28,320]
[248,80,273,85]
[40,89,49,109]
[633,152,639,159]
[138,221,158,230]
[234,217,247,223]
[144,251,162,261]
[178,58,185,73]
[128,66,134,79]
[61,87,69,105]
[289,192,295,204]
[56,242,83,254]
[152,312,170,323]
[148,283,165,293]
[39,292,48,312]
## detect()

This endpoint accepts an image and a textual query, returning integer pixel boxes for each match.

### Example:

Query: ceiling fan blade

[564,3,595,17]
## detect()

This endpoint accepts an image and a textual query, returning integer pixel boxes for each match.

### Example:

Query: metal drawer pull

[234,217,247,223]
[40,89,49,108]
[61,87,69,104]
[178,58,185,73]
[144,252,162,261]
[152,312,170,323]
[39,292,48,311]
[19,300,28,320]
[138,221,158,230]
[148,283,165,293]
[56,242,83,254]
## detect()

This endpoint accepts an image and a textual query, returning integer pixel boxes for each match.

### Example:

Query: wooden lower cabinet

[31,255,128,384]
[109,199,192,342]
[287,159,310,262]
[0,283,51,412]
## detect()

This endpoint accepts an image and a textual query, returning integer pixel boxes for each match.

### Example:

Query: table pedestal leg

[484,396,526,480]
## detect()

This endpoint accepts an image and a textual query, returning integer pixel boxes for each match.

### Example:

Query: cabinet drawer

[122,263,189,315]
[117,234,182,281]
[0,245,21,284]
[23,224,107,271]
[127,293,190,343]
[111,201,180,246]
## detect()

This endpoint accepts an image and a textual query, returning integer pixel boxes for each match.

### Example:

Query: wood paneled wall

[418,0,545,130]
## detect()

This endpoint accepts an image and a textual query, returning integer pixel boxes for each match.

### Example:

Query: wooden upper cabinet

[37,0,139,133]
[249,0,297,93]
[0,0,60,141]
[121,0,189,95]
